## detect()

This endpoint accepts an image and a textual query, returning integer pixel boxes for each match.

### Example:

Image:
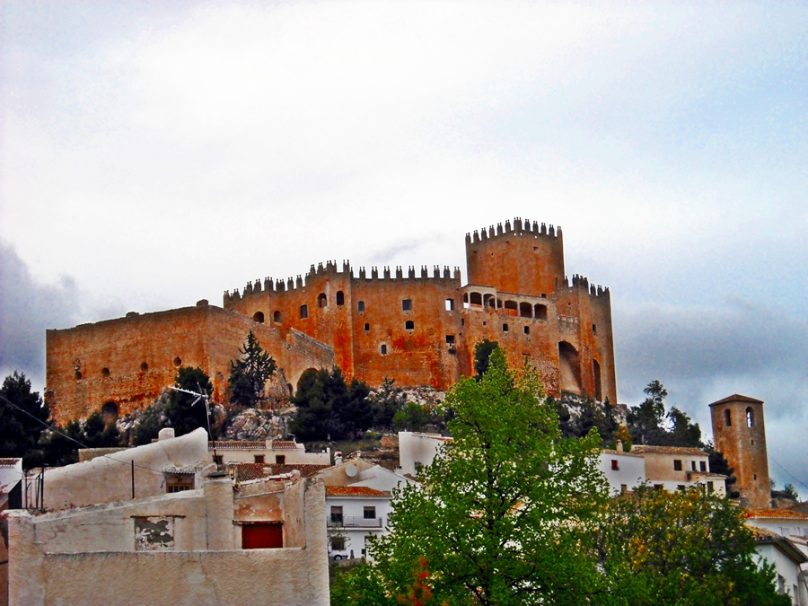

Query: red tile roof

[270,440,299,450]
[631,445,706,456]
[709,394,764,406]
[326,486,390,497]
[744,508,808,520]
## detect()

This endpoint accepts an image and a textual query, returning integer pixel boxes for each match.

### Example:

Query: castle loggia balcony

[328,516,383,528]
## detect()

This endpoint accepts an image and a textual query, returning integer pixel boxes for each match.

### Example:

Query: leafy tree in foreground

[228,331,277,408]
[598,486,790,606]
[337,348,609,605]
[0,371,50,467]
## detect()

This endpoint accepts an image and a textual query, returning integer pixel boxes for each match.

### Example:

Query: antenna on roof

[168,384,218,467]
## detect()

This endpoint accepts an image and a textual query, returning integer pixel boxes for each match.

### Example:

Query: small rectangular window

[502,323,509,332]
[620,484,628,494]
[611,459,619,470]
[330,506,343,524]
[592,323,597,334]
[380,344,388,355]
[707,481,714,493]
[405,320,415,330]
[699,461,706,472]
[673,459,682,471]
[444,298,454,311]
[363,506,376,519]
[299,304,308,319]
[331,536,345,551]
[691,461,697,471]
[364,322,370,332]
[358,300,365,312]
[402,299,412,311]
[445,335,455,344]
[523,326,530,335]
[254,454,265,464]
[275,455,285,465]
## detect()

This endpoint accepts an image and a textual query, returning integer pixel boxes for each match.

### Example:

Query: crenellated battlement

[355,265,461,283]
[560,274,610,298]
[465,216,562,244]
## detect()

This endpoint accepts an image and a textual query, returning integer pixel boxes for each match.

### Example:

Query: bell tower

[709,394,771,508]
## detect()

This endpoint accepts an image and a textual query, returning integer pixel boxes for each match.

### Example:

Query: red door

[242,523,283,549]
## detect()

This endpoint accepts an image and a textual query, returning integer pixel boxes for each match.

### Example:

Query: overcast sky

[1,2,806,491]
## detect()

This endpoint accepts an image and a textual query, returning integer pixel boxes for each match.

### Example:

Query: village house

[597,444,646,495]
[630,445,727,496]
[208,437,330,468]
[396,430,451,477]
[4,430,329,606]
[316,458,413,560]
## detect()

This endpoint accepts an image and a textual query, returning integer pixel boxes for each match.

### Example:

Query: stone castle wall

[46,301,335,424]
[46,217,617,423]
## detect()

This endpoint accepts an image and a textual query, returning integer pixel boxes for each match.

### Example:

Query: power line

[0,393,192,478]
[771,457,808,494]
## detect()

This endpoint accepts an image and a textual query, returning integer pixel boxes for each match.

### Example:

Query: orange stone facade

[46,302,336,424]
[709,394,772,509]
[223,217,616,402]
[46,218,617,424]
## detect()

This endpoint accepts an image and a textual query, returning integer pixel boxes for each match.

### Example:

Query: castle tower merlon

[421,265,428,278]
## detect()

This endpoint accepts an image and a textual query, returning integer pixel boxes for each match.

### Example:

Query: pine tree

[228,331,276,408]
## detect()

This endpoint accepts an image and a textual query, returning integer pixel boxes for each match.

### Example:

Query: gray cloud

[615,299,808,489]
[0,242,82,385]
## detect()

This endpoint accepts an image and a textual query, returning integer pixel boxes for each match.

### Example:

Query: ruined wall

[38,429,210,510]
[6,477,328,606]
[46,302,335,424]
[710,395,772,509]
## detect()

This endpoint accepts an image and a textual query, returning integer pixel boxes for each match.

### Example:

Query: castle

[46,218,617,424]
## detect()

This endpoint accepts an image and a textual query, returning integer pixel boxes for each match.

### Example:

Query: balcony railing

[328,516,383,528]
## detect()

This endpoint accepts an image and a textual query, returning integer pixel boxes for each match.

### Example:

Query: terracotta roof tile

[234,463,267,482]
[709,394,764,407]
[326,486,390,497]
[268,464,329,478]
[631,445,707,456]
[0,458,21,466]
[270,440,299,450]
[743,508,808,520]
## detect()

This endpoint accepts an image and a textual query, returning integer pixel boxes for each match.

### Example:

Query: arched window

[317,293,328,308]
[336,291,345,306]
[299,304,308,319]
[724,409,732,427]
[519,302,532,318]
[504,300,518,315]
[534,304,548,321]
[253,311,265,323]
[469,292,482,307]
[746,407,754,428]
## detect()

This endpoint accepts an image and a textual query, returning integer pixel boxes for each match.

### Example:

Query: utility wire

[0,392,204,478]
[770,457,808,494]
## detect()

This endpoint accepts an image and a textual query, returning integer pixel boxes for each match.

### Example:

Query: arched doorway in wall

[253,311,265,323]
[294,368,320,397]
[558,341,582,395]
[101,400,119,424]
[592,359,603,401]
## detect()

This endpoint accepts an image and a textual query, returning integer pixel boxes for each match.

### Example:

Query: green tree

[473,338,499,379]
[0,371,50,467]
[166,367,215,437]
[598,486,790,606]
[228,331,277,408]
[348,348,609,605]
[627,380,703,447]
[369,377,408,429]
[81,411,121,448]
[290,367,372,441]
[392,402,431,432]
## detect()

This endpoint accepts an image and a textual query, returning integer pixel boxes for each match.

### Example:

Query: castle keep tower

[465,218,564,297]
[709,394,772,509]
